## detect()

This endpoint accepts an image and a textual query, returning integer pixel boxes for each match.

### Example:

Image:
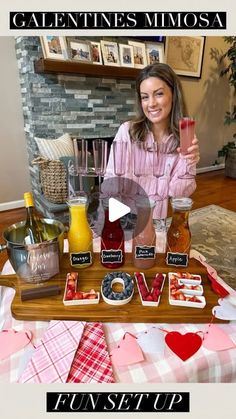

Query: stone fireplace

[15,36,136,222]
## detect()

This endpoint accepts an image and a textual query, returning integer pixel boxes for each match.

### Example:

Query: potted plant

[218,37,236,178]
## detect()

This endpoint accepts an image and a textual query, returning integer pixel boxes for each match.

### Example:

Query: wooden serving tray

[0,253,227,323]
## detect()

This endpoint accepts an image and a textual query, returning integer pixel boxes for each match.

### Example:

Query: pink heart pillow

[110,333,144,367]
[0,329,32,360]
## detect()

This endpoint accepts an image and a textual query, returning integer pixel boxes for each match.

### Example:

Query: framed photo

[146,42,165,65]
[119,44,134,68]
[165,36,205,78]
[40,36,68,60]
[100,40,120,66]
[128,40,147,69]
[67,38,92,62]
[90,41,103,65]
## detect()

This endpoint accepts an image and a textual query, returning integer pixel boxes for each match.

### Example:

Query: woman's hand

[177,136,200,164]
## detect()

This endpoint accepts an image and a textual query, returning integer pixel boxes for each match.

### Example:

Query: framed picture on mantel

[40,36,68,60]
[67,38,92,63]
[100,40,120,66]
[119,44,134,68]
[128,40,147,69]
[90,41,103,65]
[146,42,165,65]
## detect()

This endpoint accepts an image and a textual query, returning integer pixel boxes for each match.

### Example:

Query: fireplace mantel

[34,58,140,79]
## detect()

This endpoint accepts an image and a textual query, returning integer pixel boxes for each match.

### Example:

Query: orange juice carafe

[166,197,193,267]
[132,198,156,269]
[67,196,93,268]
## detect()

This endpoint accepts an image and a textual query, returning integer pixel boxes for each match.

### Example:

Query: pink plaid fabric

[67,322,115,383]
[18,320,85,383]
[104,322,236,383]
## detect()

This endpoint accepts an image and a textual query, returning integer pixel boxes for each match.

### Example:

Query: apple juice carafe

[166,197,193,266]
[67,196,93,268]
[132,199,156,269]
[100,200,125,268]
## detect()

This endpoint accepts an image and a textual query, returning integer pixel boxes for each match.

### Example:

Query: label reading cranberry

[166,252,188,267]
[135,246,155,259]
[101,249,123,264]
[70,251,92,266]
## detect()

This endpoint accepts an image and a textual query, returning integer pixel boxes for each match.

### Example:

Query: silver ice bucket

[0,218,65,283]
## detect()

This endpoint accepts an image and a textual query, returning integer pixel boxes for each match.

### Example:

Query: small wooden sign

[101,249,123,264]
[135,246,156,259]
[166,252,188,267]
[70,251,92,266]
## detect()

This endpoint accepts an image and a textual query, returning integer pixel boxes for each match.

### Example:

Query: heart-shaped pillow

[213,298,236,320]
[165,331,202,361]
[137,327,165,355]
[0,329,32,361]
[110,333,144,367]
[203,324,235,351]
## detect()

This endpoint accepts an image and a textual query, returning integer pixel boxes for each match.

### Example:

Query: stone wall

[15,36,136,221]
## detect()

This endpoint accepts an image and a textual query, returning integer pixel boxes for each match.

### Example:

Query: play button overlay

[94,176,153,240]
[108,197,130,222]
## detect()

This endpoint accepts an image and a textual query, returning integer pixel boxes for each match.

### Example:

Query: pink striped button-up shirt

[102,121,196,220]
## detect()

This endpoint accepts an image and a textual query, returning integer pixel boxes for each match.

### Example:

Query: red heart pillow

[165,331,202,361]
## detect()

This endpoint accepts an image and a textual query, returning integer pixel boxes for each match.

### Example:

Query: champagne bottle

[24,192,44,244]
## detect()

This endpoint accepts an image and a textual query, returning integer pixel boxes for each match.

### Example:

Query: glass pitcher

[132,198,156,269]
[100,199,125,269]
[166,197,193,266]
[67,195,93,268]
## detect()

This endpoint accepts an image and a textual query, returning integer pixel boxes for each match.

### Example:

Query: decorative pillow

[35,133,74,160]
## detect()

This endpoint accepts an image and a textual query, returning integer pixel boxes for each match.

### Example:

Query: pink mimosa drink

[179,117,195,154]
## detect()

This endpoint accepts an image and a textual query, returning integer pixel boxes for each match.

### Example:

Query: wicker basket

[32,157,67,204]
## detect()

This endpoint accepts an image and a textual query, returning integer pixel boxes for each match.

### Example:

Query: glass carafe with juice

[67,195,93,268]
[100,199,125,268]
[166,197,193,266]
[132,198,156,269]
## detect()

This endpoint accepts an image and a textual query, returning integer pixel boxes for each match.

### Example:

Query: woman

[102,63,200,221]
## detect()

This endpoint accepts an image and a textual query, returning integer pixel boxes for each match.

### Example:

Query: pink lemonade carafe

[67,196,93,269]
[100,200,125,269]
[132,198,156,269]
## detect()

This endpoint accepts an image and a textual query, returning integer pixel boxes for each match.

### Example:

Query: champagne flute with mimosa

[178,117,196,180]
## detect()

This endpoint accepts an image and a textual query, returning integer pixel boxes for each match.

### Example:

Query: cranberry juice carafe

[132,199,156,269]
[100,200,125,268]
[67,196,93,268]
[166,197,193,267]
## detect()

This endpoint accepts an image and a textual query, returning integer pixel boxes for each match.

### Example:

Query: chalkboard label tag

[135,246,156,259]
[101,249,123,264]
[70,251,92,266]
[166,252,188,267]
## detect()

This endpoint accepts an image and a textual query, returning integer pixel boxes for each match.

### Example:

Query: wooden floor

[0,170,235,272]
[191,170,236,213]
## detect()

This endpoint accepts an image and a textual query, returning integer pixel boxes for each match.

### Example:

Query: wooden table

[0,253,226,323]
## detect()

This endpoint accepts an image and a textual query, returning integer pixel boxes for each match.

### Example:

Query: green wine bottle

[24,192,44,244]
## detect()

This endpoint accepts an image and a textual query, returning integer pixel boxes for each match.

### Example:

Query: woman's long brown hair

[129,63,186,147]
